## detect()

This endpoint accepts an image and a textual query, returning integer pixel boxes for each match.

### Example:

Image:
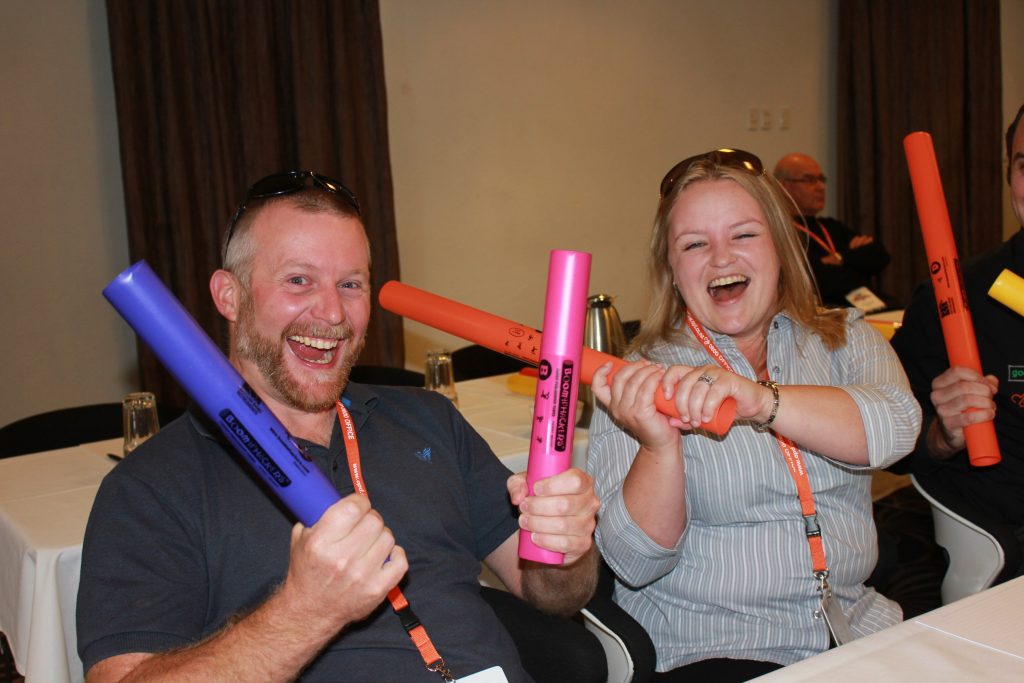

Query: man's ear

[210,269,242,322]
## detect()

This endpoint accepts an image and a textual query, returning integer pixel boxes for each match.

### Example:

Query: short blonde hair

[222,188,365,285]
[632,153,846,355]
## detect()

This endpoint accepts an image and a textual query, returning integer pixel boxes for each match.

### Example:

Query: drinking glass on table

[425,350,459,409]
[122,392,160,456]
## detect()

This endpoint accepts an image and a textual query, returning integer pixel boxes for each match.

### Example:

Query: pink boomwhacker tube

[903,131,1001,467]
[519,250,591,564]
[377,282,737,434]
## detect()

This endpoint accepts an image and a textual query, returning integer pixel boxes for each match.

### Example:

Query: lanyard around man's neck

[796,216,841,262]
[683,313,829,581]
[334,400,454,681]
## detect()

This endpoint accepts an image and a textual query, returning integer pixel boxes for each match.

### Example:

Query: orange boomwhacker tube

[903,131,1001,466]
[379,280,736,435]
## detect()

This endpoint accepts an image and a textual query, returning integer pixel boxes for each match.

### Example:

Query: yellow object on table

[866,309,905,341]
[506,372,538,396]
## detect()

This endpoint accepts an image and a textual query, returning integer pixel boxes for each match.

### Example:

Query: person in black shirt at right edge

[890,102,1024,581]
[774,153,892,311]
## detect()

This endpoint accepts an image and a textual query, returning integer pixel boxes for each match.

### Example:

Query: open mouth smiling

[287,335,341,365]
[708,274,750,302]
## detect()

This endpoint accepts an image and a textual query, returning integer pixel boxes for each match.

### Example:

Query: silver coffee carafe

[578,294,627,428]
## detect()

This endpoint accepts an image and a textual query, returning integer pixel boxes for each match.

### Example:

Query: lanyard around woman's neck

[334,400,454,681]
[684,313,829,582]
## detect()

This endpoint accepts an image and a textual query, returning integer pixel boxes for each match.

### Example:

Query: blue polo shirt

[77,383,527,681]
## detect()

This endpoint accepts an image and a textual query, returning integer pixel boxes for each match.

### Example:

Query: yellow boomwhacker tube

[989,269,1024,318]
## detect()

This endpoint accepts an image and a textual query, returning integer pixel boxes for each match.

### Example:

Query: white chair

[910,474,1005,604]
[579,606,637,683]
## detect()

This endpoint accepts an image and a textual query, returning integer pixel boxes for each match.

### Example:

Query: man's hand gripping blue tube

[103,261,341,527]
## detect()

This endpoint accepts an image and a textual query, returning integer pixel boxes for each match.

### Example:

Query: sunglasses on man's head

[225,170,361,246]
[659,148,765,199]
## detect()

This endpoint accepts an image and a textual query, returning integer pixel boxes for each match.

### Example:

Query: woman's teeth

[708,275,749,289]
[707,275,750,301]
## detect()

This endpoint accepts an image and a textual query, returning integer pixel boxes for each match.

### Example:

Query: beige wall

[0,1,136,427]
[380,0,836,369]
[2,1,1021,426]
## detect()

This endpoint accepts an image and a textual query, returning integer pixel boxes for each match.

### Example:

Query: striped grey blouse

[587,309,922,670]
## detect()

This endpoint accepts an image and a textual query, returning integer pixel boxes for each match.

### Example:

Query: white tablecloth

[454,373,589,474]
[0,375,584,682]
[0,438,120,683]
[754,576,1024,681]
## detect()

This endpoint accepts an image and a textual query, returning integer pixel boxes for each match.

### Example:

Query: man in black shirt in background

[774,153,892,309]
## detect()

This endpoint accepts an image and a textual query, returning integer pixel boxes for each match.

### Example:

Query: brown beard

[233,288,364,412]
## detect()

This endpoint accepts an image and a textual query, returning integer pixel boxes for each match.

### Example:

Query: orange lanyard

[796,217,840,260]
[684,314,829,578]
[334,400,453,681]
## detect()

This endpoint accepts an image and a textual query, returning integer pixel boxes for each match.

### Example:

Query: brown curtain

[837,0,1003,307]
[105,0,403,410]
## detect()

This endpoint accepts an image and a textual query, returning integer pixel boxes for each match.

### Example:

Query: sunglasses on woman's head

[659,148,765,199]
[225,170,361,247]
[784,173,828,185]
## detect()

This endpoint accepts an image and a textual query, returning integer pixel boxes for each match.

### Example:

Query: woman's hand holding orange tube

[591,361,766,435]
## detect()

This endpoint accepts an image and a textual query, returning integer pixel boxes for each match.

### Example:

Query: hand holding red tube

[903,132,1001,466]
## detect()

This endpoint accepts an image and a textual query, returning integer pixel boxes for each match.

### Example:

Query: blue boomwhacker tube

[103,261,341,527]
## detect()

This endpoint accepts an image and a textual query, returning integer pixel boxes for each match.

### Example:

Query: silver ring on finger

[698,373,715,386]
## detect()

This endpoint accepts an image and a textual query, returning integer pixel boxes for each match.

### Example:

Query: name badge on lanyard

[458,666,509,683]
[818,582,855,646]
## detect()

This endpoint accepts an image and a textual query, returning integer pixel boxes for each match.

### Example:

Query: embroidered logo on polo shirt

[1009,365,1024,382]
[415,447,432,463]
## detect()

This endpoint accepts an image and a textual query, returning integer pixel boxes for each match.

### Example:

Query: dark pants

[653,658,784,682]
[480,587,607,683]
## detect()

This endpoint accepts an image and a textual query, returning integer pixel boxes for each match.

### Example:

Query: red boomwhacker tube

[903,131,1001,466]
[379,280,736,435]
